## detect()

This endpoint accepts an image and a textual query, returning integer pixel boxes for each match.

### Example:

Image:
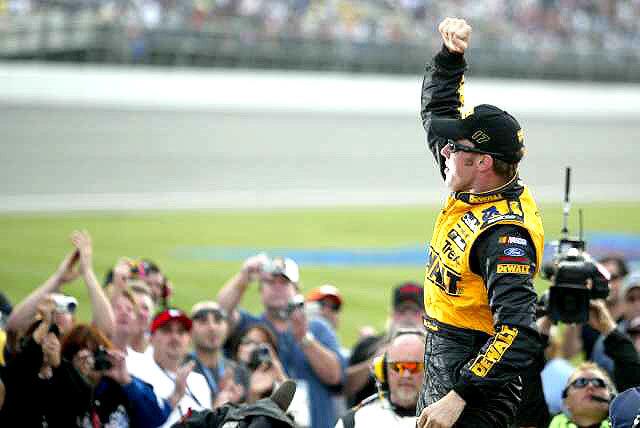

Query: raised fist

[438,17,472,54]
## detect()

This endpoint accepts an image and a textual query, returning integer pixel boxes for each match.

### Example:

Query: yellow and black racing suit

[417,46,545,427]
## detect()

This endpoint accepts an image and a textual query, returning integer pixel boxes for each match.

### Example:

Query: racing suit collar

[453,173,523,204]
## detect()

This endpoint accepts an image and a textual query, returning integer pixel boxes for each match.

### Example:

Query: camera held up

[539,168,610,324]
[93,346,112,371]
[247,343,272,372]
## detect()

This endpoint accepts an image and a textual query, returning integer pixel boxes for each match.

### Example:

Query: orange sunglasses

[387,361,424,375]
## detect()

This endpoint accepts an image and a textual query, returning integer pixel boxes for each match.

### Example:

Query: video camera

[539,168,610,323]
[52,294,78,313]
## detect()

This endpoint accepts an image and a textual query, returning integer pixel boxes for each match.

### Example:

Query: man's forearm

[301,339,342,385]
[216,271,250,315]
[6,274,60,333]
[85,268,115,338]
[344,360,373,397]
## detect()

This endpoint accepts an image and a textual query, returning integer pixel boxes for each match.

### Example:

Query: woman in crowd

[61,323,169,427]
[233,325,288,403]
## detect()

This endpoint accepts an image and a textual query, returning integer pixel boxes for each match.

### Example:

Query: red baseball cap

[150,308,192,334]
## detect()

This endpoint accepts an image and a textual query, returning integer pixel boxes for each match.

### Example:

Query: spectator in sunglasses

[185,301,231,400]
[336,329,425,428]
[550,362,616,428]
[345,282,424,408]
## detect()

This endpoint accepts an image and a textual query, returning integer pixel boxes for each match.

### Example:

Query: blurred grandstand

[2,0,640,81]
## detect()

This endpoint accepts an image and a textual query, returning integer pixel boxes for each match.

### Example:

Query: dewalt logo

[496,264,530,274]
[470,325,518,377]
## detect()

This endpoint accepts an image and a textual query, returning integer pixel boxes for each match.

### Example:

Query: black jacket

[0,336,91,427]
[417,46,543,427]
[603,329,640,393]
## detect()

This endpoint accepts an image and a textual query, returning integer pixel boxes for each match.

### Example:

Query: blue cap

[610,387,640,428]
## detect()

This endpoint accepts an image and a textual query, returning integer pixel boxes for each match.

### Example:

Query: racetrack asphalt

[2,105,638,211]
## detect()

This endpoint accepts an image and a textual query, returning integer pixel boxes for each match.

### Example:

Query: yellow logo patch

[517,129,524,143]
[470,325,518,377]
[469,194,502,204]
[496,264,530,274]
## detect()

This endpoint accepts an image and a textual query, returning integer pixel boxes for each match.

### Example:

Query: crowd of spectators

[3,0,640,60]
[1,230,640,427]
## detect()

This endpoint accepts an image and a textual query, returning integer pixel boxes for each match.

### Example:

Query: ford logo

[504,247,525,257]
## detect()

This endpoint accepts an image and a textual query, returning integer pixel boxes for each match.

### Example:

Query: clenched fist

[438,17,472,54]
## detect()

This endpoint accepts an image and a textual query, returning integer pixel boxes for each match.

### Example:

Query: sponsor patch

[498,236,528,246]
[461,212,480,232]
[470,325,518,377]
[482,213,522,228]
[481,206,501,223]
[447,229,467,251]
[498,256,529,262]
[468,194,501,204]
[497,264,530,274]
[471,130,490,144]
[504,247,525,257]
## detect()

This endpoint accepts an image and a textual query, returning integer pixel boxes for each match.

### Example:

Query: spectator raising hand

[6,230,114,339]
[71,230,93,274]
[55,250,81,284]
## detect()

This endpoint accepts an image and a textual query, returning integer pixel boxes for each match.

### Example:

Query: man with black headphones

[336,329,425,428]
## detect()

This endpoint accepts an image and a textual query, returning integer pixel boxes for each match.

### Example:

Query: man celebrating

[336,330,424,428]
[417,17,544,428]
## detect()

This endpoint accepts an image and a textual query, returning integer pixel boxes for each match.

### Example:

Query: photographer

[6,231,115,341]
[592,272,640,378]
[233,325,287,403]
[61,323,170,427]
[0,298,91,426]
[217,254,344,428]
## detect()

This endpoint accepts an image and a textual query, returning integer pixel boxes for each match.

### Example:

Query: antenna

[579,209,584,246]
[561,167,571,239]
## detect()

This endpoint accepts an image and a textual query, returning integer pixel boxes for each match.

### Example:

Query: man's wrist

[299,331,315,348]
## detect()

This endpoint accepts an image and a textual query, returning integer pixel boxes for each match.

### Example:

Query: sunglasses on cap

[569,377,607,390]
[446,139,500,157]
[387,361,424,375]
[192,308,227,323]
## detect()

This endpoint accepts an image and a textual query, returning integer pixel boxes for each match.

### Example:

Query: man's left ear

[478,155,493,171]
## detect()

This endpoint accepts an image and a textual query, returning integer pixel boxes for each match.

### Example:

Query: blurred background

[1,0,640,344]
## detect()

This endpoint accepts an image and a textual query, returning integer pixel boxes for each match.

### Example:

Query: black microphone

[589,395,610,404]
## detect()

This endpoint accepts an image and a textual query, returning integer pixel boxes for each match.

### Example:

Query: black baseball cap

[432,104,525,164]
[392,282,424,309]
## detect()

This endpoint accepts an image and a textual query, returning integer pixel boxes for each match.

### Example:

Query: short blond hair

[566,361,617,396]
